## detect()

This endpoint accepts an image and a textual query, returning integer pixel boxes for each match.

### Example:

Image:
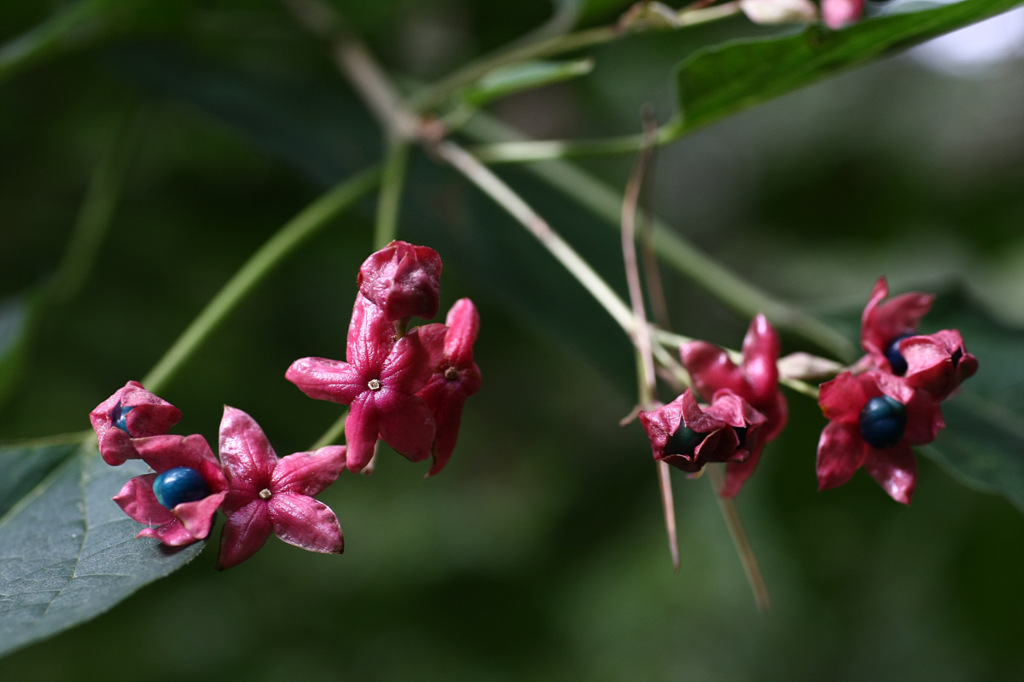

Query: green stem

[374,139,410,249]
[0,0,110,85]
[407,3,741,113]
[460,113,858,362]
[471,119,683,164]
[142,166,381,394]
[51,103,144,304]
[310,409,349,450]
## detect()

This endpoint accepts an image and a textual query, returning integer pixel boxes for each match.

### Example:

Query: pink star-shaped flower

[112,434,229,546]
[216,406,347,570]
[680,314,787,496]
[639,389,766,474]
[860,276,935,374]
[417,298,482,476]
[817,370,944,504]
[357,240,442,322]
[286,294,443,473]
[899,329,978,401]
[89,380,182,466]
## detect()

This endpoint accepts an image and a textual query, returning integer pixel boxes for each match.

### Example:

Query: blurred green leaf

[918,291,1024,511]
[459,58,594,106]
[0,435,81,518]
[675,0,1024,133]
[0,441,205,658]
[0,293,39,410]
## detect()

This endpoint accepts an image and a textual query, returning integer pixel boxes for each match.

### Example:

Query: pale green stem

[433,140,636,335]
[374,139,410,249]
[310,409,349,450]
[142,166,381,394]
[706,463,771,614]
[460,113,858,362]
[471,120,683,164]
[0,0,109,85]
[407,3,741,113]
[52,104,144,304]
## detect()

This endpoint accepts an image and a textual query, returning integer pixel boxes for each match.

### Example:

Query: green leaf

[0,435,83,518]
[675,0,1024,133]
[459,59,594,107]
[0,440,205,658]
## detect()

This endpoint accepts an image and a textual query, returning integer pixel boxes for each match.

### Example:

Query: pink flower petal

[113,474,174,526]
[903,388,945,446]
[380,327,436,395]
[132,434,228,492]
[864,444,917,504]
[175,491,228,540]
[720,449,763,498]
[419,378,470,477]
[680,341,747,403]
[819,371,873,423]
[99,429,140,467]
[285,356,366,405]
[357,241,442,321]
[444,298,480,366]
[90,380,181,464]
[860,276,934,367]
[268,492,344,555]
[822,0,864,29]
[740,314,781,406]
[902,330,978,399]
[216,500,273,570]
[347,293,397,369]
[344,394,380,473]
[272,446,347,496]
[816,421,869,490]
[219,406,278,493]
[377,392,436,463]
[138,519,198,547]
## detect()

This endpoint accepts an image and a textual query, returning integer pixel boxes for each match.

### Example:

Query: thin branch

[706,464,771,614]
[433,140,636,334]
[375,138,410,249]
[142,166,381,394]
[310,409,349,450]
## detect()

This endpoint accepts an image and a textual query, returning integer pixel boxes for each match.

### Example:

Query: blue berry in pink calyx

[665,424,705,456]
[859,396,907,449]
[153,467,209,510]
[111,403,134,436]
[884,334,914,376]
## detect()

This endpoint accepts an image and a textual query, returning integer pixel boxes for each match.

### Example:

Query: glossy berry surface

[111,403,134,436]
[859,395,907,449]
[152,467,210,510]
[664,424,705,456]
[884,334,914,376]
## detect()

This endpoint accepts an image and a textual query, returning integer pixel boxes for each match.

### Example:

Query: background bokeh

[1,1,1022,680]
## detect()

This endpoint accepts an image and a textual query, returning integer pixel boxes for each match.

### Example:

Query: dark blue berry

[733,426,748,448]
[884,334,914,376]
[859,396,907,449]
[152,467,209,510]
[665,424,705,456]
[111,403,134,436]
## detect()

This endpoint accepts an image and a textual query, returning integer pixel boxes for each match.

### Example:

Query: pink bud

[357,240,442,321]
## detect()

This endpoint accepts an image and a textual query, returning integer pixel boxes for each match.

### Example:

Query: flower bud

[357,240,442,321]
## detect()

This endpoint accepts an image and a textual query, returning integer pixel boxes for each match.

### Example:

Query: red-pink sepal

[89,380,182,466]
[860,277,934,372]
[216,406,346,570]
[816,370,941,504]
[639,390,745,474]
[822,0,864,29]
[417,299,483,477]
[132,434,230,492]
[113,473,228,547]
[357,240,442,321]
[900,330,978,400]
[286,295,439,472]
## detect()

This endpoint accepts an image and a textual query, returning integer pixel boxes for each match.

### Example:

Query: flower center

[111,402,134,436]
[152,467,209,510]
[259,488,272,500]
[368,379,382,391]
[859,395,907,449]
[664,424,705,457]
[884,334,914,376]
[444,367,459,381]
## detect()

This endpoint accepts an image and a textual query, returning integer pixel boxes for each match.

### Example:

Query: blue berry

[733,426,748,448]
[665,424,705,456]
[859,396,907,449]
[152,467,210,510]
[111,403,134,436]
[884,334,913,376]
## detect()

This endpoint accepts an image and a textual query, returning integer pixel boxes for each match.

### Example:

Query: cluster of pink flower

[639,277,976,504]
[90,241,480,568]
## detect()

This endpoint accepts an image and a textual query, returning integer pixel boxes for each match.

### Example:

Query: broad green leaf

[459,59,594,106]
[0,441,205,658]
[0,435,82,518]
[674,0,1024,133]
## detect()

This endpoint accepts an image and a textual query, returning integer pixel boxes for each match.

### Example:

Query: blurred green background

[1,0,1022,680]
